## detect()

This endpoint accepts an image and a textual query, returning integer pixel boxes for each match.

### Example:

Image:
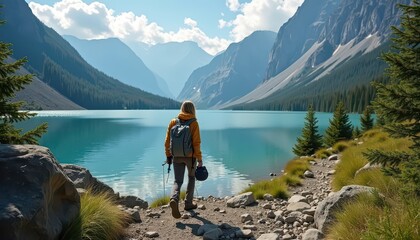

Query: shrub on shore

[61,190,129,240]
[243,157,310,199]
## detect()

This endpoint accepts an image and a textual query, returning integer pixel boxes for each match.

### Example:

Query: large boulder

[314,185,374,233]
[226,192,256,208]
[0,145,80,240]
[61,164,114,195]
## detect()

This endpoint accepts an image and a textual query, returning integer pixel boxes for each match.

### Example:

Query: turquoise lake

[20,110,360,202]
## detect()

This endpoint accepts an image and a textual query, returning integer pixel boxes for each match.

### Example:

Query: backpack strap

[178,118,196,126]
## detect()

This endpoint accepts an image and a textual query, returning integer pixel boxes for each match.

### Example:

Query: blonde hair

[180,100,196,115]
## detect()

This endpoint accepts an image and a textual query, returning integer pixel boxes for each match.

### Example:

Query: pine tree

[324,101,353,147]
[360,106,374,132]
[352,126,361,138]
[365,1,420,195]
[293,105,323,156]
[0,19,47,144]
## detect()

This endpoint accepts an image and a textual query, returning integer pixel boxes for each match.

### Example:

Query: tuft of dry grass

[61,190,129,240]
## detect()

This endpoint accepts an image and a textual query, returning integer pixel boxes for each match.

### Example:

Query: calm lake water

[19,110,360,202]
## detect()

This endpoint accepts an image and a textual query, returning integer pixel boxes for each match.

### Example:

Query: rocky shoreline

[122,155,356,240]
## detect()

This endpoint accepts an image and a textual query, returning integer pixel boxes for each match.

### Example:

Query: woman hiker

[164,100,203,219]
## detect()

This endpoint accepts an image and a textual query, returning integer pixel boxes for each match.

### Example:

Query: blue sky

[26,0,304,54]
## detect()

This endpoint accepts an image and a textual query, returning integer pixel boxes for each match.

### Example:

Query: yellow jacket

[165,112,202,161]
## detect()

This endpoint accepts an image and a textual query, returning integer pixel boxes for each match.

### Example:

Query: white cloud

[28,0,230,55]
[184,17,198,28]
[226,0,242,12]
[225,0,304,42]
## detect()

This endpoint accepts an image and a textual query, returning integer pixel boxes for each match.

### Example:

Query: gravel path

[123,156,339,240]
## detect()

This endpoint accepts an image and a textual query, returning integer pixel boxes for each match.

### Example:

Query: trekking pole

[166,163,171,183]
[162,162,166,198]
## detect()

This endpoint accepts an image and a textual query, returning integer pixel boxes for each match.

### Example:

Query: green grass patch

[332,129,411,191]
[282,174,302,186]
[242,177,288,199]
[333,141,351,152]
[315,148,333,159]
[150,191,186,208]
[242,157,310,199]
[327,190,420,240]
[61,190,129,240]
[327,193,385,240]
[283,158,310,177]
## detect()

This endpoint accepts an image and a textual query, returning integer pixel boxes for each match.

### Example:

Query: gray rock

[241,213,253,223]
[263,203,273,209]
[243,224,258,230]
[315,185,375,232]
[236,229,254,238]
[263,193,274,201]
[267,210,276,219]
[197,224,219,236]
[257,233,279,240]
[354,162,382,176]
[288,195,308,203]
[327,170,336,176]
[62,164,114,195]
[198,204,206,210]
[303,208,316,216]
[118,195,148,209]
[303,214,314,223]
[0,145,80,240]
[301,191,312,197]
[284,211,302,223]
[282,233,293,240]
[227,192,256,208]
[131,210,142,223]
[327,154,338,161]
[287,202,311,212]
[203,228,223,240]
[145,231,159,238]
[302,228,324,240]
[304,170,315,178]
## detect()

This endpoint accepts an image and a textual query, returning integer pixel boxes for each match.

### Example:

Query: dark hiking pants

[171,157,197,204]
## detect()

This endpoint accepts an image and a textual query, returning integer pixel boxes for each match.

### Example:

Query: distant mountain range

[178,31,277,108]
[1,0,179,110]
[4,0,409,112]
[63,35,172,98]
[125,41,213,97]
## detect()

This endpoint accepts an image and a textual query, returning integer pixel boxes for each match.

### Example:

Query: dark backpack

[170,118,196,157]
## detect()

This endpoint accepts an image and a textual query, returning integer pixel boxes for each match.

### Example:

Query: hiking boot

[184,202,197,211]
[169,199,181,219]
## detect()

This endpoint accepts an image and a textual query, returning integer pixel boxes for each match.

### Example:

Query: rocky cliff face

[178,31,276,108]
[266,0,340,80]
[266,0,408,80]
